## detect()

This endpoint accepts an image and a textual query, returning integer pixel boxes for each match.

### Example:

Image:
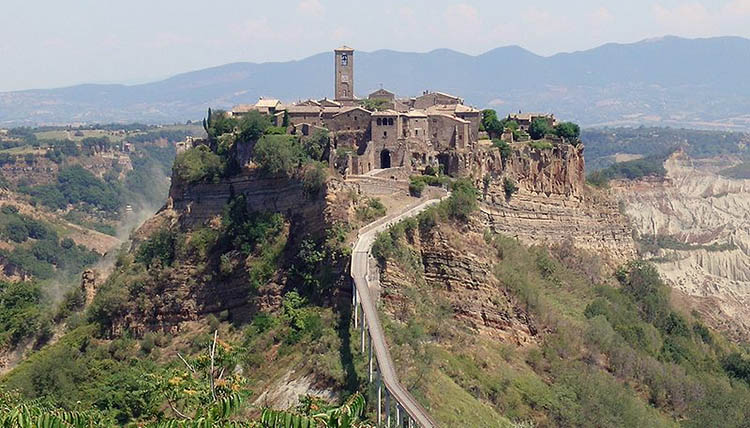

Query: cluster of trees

[481,109,581,144]
[586,152,670,187]
[20,165,122,213]
[582,127,749,171]
[0,205,99,282]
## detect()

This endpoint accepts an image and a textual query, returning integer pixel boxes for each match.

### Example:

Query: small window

[388,118,394,126]
[377,118,382,126]
[383,131,387,138]
[341,54,348,66]
[415,130,419,136]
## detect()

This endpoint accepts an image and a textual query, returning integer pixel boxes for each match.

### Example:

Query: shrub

[503,177,519,199]
[356,198,387,222]
[529,118,552,140]
[492,139,512,161]
[302,162,328,196]
[444,179,478,220]
[172,145,224,183]
[136,228,177,268]
[253,135,305,176]
[409,179,426,197]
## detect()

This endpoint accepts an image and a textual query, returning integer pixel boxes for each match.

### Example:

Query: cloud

[442,3,481,37]
[651,1,750,35]
[589,7,615,26]
[297,0,324,18]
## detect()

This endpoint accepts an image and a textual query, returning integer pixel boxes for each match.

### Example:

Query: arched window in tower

[341,54,348,66]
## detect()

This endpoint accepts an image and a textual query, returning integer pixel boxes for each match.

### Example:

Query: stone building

[242,46,490,176]
[507,112,556,131]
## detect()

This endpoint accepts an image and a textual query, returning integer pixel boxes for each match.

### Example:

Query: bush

[173,145,224,183]
[492,139,512,161]
[503,177,519,199]
[444,179,478,220]
[253,135,305,176]
[529,118,552,140]
[409,179,426,197]
[355,198,387,222]
[302,162,328,196]
[135,228,176,268]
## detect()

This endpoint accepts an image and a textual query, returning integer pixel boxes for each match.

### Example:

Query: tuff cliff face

[379,221,538,345]
[613,151,750,340]
[467,144,636,268]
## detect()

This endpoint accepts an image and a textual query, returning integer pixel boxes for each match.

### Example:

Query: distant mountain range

[3,36,750,129]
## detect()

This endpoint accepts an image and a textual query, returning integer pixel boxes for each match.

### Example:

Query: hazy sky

[2,0,750,91]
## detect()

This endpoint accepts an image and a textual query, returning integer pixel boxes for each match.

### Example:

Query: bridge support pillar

[360,308,365,353]
[377,369,382,425]
[368,335,373,383]
[396,404,401,427]
[385,389,391,428]
[353,285,358,326]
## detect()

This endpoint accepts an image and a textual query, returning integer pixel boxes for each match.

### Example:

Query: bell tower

[334,46,354,103]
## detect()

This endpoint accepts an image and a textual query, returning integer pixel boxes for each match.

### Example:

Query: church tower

[334,46,354,103]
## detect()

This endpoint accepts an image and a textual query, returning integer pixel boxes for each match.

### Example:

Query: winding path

[351,194,447,427]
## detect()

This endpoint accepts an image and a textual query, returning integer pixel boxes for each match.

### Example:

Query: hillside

[4,37,750,129]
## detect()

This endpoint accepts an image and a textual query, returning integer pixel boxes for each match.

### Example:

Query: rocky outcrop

[379,223,538,346]
[81,269,100,306]
[613,151,750,340]
[461,143,636,268]
[168,171,352,238]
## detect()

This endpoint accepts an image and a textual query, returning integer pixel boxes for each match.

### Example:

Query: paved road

[351,195,447,428]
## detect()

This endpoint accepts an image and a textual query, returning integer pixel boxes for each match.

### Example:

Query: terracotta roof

[231,104,256,113]
[509,113,553,120]
[404,110,428,118]
[334,106,372,116]
[371,109,399,117]
[255,98,281,108]
[369,88,395,97]
[454,104,480,114]
[286,105,321,114]
[427,113,470,124]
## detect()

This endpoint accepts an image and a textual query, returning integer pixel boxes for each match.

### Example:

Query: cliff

[457,143,636,268]
[613,151,750,340]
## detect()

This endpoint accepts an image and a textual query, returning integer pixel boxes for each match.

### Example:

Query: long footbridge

[350,195,446,428]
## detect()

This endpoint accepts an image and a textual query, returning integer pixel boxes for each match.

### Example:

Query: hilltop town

[222,46,572,178]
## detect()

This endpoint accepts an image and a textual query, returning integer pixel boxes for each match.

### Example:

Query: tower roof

[335,45,354,52]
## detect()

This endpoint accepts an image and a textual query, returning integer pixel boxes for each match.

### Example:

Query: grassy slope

[377,216,750,427]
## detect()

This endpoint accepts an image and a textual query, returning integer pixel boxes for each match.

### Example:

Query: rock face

[462,143,636,268]
[613,151,750,340]
[379,223,538,345]
[81,269,100,306]
[168,171,352,238]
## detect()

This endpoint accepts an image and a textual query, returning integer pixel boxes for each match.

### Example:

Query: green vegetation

[409,179,426,197]
[355,198,386,222]
[528,118,553,140]
[481,109,504,139]
[20,165,122,212]
[719,160,750,179]
[373,201,750,427]
[503,177,519,199]
[359,98,391,112]
[492,139,512,162]
[173,145,224,183]
[0,205,99,281]
[554,121,581,144]
[528,140,553,150]
[582,127,749,172]
[586,152,670,186]
[254,135,309,176]
[637,234,737,255]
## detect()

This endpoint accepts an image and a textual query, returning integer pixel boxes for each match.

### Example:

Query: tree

[238,111,272,145]
[481,109,503,139]
[173,146,224,183]
[253,135,305,177]
[261,392,368,428]
[529,118,552,140]
[555,122,581,143]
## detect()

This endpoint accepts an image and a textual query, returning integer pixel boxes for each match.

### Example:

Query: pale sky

[2,0,750,92]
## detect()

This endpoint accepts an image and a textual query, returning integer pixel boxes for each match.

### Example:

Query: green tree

[529,118,552,140]
[238,111,272,145]
[261,392,368,428]
[481,109,503,139]
[555,121,581,143]
[253,135,304,176]
[173,146,224,183]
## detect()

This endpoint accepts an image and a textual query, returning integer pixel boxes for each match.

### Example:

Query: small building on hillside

[508,112,556,131]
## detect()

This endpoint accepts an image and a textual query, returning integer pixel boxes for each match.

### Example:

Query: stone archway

[380,149,391,168]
